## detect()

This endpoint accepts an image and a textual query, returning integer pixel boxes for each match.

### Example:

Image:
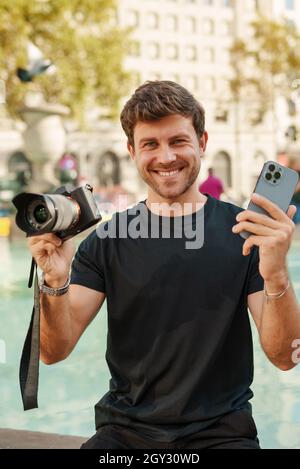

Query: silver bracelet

[39,272,70,296]
[264,280,290,304]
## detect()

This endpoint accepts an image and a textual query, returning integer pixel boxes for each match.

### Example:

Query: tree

[230,16,300,121]
[0,0,131,123]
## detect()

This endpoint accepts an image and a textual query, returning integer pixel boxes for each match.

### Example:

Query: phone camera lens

[265,173,272,181]
[274,172,281,180]
[268,164,276,172]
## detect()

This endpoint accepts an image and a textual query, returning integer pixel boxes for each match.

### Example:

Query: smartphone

[240,161,300,240]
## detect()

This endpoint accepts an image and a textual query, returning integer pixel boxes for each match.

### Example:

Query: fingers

[28,233,62,248]
[242,235,270,256]
[28,234,62,260]
[233,221,275,237]
[287,205,297,220]
[236,210,280,230]
[235,204,295,234]
[251,193,290,222]
[40,242,56,256]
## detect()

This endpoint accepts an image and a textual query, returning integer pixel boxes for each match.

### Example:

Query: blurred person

[199,167,224,200]
[28,81,300,450]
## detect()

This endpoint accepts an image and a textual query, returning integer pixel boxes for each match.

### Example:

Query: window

[184,16,197,33]
[221,48,230,62]
[203,47,215,63]
[219,78,231,97]
[129,41,141,57]
[220,20,232,35]
[204,76,216,93]
[203,18,214,34]
[166,14,178,31]
[166,44,179,60]
[185,45,197,61]
[147,42,160,59]
[285,0,295,9]
[215,106,229,122]
[127,10,139,27]
[186,75,198,92]
[147,12,159,29]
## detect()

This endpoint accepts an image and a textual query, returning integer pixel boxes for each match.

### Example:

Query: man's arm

[40,283,106,364]
[233,193,300,371]
[28,233,106,365]
[248,286,300,370]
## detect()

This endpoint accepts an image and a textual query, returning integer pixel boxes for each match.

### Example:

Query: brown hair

[120,80,205,147]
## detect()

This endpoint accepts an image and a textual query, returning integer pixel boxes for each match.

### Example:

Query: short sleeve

[70,230,106,293]
[247,246,264,295]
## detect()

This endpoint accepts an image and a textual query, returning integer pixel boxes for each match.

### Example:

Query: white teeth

[157,170,180,177]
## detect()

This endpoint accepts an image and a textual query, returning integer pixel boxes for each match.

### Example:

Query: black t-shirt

[70,195,264,442]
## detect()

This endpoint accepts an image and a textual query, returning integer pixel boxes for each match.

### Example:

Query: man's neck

[146,189,207,217]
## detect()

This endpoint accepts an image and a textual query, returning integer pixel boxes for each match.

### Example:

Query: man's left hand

[232,193,296,283]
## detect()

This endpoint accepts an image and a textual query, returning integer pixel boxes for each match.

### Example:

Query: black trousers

[81,409,260,449]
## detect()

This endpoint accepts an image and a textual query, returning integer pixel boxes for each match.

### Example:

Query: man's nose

[157,145,176,163]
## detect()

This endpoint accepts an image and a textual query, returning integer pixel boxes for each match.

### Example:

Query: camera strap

[19,258,40,410]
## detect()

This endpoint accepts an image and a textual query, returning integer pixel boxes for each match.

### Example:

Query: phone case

[240,161,299,240]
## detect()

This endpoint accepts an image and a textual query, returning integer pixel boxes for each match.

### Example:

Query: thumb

[287,205,297,220]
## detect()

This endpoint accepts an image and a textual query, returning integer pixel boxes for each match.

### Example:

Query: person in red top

[199,167,224,200]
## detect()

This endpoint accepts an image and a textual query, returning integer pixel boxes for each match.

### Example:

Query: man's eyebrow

[139,137,158,145]
[138,133,191,146]
[169,133,191,140]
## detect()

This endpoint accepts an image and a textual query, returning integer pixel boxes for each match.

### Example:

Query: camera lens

[26,195,79,232]
[13,191,82,236]
[33,204,49,224]
[274,172,281,180]
[265,173,272,181]
[268,164,275,172]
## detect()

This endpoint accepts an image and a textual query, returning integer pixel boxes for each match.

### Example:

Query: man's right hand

[28,233,75,288]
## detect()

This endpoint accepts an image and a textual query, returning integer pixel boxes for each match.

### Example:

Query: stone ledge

[0,428,86,449]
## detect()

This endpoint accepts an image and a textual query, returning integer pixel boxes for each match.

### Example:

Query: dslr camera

[12,184,102,240]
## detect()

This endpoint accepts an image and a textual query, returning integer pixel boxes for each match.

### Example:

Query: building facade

[0,0,299,204]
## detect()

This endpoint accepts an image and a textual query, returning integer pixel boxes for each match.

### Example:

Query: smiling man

[28,81,300,449]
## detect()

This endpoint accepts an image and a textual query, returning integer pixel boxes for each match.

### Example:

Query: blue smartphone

[240,161,300,240]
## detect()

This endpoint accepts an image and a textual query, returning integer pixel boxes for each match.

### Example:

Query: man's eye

[173,139,185,145]
[144,141,157,148]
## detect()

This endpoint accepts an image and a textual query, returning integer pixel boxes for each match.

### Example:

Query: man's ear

[199,131,208,153]
[127,141,135,161]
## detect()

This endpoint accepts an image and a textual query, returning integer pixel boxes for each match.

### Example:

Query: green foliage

[0,0,131,123]
[230,16,300,113]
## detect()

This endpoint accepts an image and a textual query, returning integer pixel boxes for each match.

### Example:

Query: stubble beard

[139,163,200,200]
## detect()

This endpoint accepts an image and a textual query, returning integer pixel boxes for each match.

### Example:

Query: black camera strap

[19,257,40,410]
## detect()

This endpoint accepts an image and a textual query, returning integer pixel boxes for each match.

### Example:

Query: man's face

[128,114,208,200]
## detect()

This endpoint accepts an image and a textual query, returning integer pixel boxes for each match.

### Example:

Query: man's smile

[151,166,185,179]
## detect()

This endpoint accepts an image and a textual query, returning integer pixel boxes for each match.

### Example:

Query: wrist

[40,272,70,297]
[44,274,69,289]
[264,269,289,293]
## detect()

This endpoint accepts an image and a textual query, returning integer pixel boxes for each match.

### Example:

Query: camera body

[13,184,102,240]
